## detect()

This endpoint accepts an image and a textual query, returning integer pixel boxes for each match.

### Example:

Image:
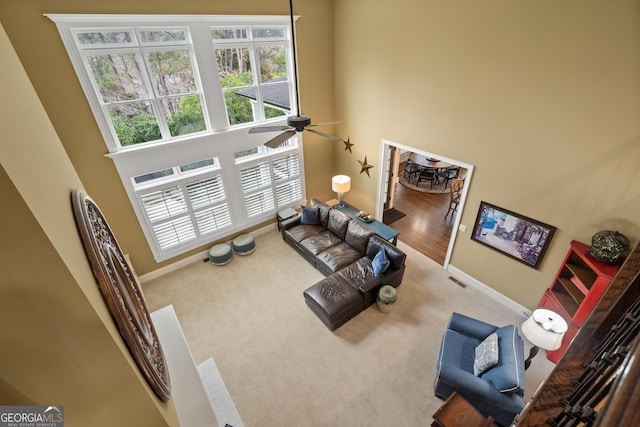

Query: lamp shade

[332,175,351,193]
[521,309,568,351]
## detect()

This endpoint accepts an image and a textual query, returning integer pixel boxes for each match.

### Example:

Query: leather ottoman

[303,275,363,330]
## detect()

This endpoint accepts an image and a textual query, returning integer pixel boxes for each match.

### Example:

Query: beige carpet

[143,230,554,427]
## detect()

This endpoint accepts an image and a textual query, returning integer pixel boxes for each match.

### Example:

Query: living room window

[213,26,290,126]
[48,14,304,262]
[74,27,207,147]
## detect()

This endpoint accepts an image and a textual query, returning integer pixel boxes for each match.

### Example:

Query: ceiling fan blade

[249,125,291,134]
[306,121,346,127]
[264,130,297,148]
[305,128,343,142]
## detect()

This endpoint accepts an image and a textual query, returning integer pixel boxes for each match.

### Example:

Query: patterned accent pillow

[474,332,499,376]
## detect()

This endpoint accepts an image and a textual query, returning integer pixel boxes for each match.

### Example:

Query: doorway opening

[375,139,474,268]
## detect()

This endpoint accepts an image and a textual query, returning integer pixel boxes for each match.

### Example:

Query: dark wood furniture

[535,240,621,362]
[432,392,494,427]
[410,153,453,170]
[515,239,640,426]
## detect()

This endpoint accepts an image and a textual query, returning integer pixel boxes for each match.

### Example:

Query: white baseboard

[446,265,532,319]
[139,223,276,283]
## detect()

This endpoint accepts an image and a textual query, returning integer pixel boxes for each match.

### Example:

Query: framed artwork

[471,201,557,270]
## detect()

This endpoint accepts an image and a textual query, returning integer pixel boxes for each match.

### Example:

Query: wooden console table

[333,202,399,245]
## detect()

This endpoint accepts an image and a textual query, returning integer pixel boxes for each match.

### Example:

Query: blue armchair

[434,312,526,426]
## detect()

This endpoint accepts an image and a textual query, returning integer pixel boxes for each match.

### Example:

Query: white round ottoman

[209,243,233,265]
[232,234,256,255]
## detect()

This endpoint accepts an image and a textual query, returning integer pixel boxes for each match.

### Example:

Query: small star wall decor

[343,137,354,153]
[358,155,374,177]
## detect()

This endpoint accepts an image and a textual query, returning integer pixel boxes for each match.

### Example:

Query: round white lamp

[521,308,568,369]
[332,175,351,207]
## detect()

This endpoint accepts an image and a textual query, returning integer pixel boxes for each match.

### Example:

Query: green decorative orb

[587,231,630,265]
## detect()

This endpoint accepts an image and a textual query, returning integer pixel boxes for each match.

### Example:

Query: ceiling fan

[248,0,344,148]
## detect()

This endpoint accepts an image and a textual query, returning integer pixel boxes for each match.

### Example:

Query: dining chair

[445,178,464,218]
[436,166,460,188]
[417,167,437,189]
[403,160,421,184]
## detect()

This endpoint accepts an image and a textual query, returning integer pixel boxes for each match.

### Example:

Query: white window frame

[47,14,305,262]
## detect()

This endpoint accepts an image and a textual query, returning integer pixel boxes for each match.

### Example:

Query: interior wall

[0,0,335,275]
[0,23,178,426]
[333,0,640,309]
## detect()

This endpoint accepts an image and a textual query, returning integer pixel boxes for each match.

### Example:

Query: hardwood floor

[387,182,455,265]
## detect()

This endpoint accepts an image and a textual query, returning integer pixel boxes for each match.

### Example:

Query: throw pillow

[300,207,319,225]
[473,332,499,376]
[481,325,525,392]
[372,248,390,276]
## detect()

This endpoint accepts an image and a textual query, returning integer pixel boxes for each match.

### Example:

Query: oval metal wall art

[71,189,171,401]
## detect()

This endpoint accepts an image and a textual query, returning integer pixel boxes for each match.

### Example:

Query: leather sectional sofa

[280,199,406,330]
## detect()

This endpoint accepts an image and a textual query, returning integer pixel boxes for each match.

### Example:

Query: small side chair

[445,178,464,218]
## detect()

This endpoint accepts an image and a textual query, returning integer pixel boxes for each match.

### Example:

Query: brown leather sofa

[281,200,406,330]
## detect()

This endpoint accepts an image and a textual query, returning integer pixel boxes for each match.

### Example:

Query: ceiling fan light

[287,115,311,131]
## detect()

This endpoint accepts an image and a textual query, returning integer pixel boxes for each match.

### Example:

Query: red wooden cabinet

[536,240,621,363]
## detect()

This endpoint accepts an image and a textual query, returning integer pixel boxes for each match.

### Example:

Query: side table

[432,392,494,427]
[276,207,298,231]
[333,202,399,245]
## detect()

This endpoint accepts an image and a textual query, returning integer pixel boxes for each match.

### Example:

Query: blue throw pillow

[372,248,390,276]
[300,207,319,225]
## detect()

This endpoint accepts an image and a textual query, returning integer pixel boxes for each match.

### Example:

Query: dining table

[404,153,459,188]
[408,153,452,170]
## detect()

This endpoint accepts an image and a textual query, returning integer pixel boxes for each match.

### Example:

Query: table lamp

[521,308,568,369]
[332,175,351,207]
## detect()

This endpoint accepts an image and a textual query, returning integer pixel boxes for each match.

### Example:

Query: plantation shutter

[140,186,196,250]
[240,161,275,217]
[273,153,301,206]
[186,176,232,235]
[138,173,232,250]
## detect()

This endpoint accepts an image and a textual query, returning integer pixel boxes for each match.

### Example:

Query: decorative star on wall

[358,155,374,177]
[343,137,354,153]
